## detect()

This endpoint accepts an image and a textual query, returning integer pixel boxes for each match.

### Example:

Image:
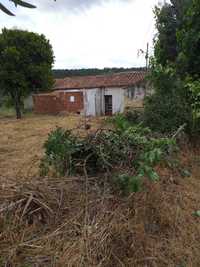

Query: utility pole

[145,42,149,70]
[137,42,149,70]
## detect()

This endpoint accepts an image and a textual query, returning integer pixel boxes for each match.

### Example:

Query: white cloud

[0,0,159,69]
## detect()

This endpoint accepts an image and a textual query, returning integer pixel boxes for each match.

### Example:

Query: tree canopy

[0,28,54,118]
[153,0,191,67]
[177,0,200,77]
[154,3,178,66]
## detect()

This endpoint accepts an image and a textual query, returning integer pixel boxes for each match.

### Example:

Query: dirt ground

[0,114,101,179]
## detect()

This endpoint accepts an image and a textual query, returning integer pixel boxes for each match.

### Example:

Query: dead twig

[172,123,186,139]
[20,193,33,221]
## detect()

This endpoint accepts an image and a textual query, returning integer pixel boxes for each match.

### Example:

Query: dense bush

[41,120,176,193]
[124,108,144,125]
[144,65,192,133]
[186,79,200,134]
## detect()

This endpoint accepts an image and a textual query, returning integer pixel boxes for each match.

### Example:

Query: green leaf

[180,169,191,178]
[12,0,36,9]
[0,3,15,16]
[148,170,160,181]
[129,176,142,193]
[193,210,200,217]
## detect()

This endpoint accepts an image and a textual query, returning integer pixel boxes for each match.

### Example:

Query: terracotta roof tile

[53,71,146,90]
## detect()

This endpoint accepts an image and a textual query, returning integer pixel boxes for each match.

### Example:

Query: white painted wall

[57,87,126,116]
[83,88,98,116]
[95,88,104,116]
[83,87,125,116]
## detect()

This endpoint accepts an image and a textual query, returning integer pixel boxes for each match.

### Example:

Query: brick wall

[33,95,60,114]
[60,92,84,113]
[33,91,84,114]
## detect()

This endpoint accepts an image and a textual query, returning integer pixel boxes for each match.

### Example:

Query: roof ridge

[62,70,147,80]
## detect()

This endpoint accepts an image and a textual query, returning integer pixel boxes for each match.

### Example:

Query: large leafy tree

[154,0,190,66]
[0,28,54,119]
[144,0,195,133]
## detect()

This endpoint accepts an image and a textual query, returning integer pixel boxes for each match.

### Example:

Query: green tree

[0,28,54,119]
[154,0,190,67]
[144,0,194,133]
[154,3,178,66]
[177,0,200,77]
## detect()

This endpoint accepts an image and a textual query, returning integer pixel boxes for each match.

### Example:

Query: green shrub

[40,127,84,176]
[144,64,192,133]
[124,108,144,124]
[107,111,144,130]
[106,113,131,132]
[144,93,192,133]
[186,79,200,134]
[113,173,143,194]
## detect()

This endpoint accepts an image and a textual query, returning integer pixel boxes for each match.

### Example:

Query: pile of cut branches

[40,122,176,193]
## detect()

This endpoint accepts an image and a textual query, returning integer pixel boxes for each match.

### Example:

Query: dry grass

[0,114,200,267]
[0,159,200,267]
[0,114,101,180]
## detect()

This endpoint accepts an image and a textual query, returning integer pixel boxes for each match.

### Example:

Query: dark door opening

[105,95,113,116]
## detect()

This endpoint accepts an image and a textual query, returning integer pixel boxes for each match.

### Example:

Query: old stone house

[33,71,147,116]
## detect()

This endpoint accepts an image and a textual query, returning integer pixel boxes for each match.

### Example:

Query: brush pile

[40,124,175,194]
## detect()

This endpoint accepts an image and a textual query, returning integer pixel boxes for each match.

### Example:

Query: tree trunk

[14,92,22,119]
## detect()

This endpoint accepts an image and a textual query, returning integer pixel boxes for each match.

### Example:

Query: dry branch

[0,198,26,213]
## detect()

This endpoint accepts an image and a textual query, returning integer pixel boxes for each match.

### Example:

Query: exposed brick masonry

[33,92,84,114]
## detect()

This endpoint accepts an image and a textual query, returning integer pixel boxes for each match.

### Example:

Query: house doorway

[104,95,113,116]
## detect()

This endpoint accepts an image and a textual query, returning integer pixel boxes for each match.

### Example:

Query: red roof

[53,71,146,90]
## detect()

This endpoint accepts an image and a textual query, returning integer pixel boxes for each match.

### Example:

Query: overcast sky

[0,0,163,69]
